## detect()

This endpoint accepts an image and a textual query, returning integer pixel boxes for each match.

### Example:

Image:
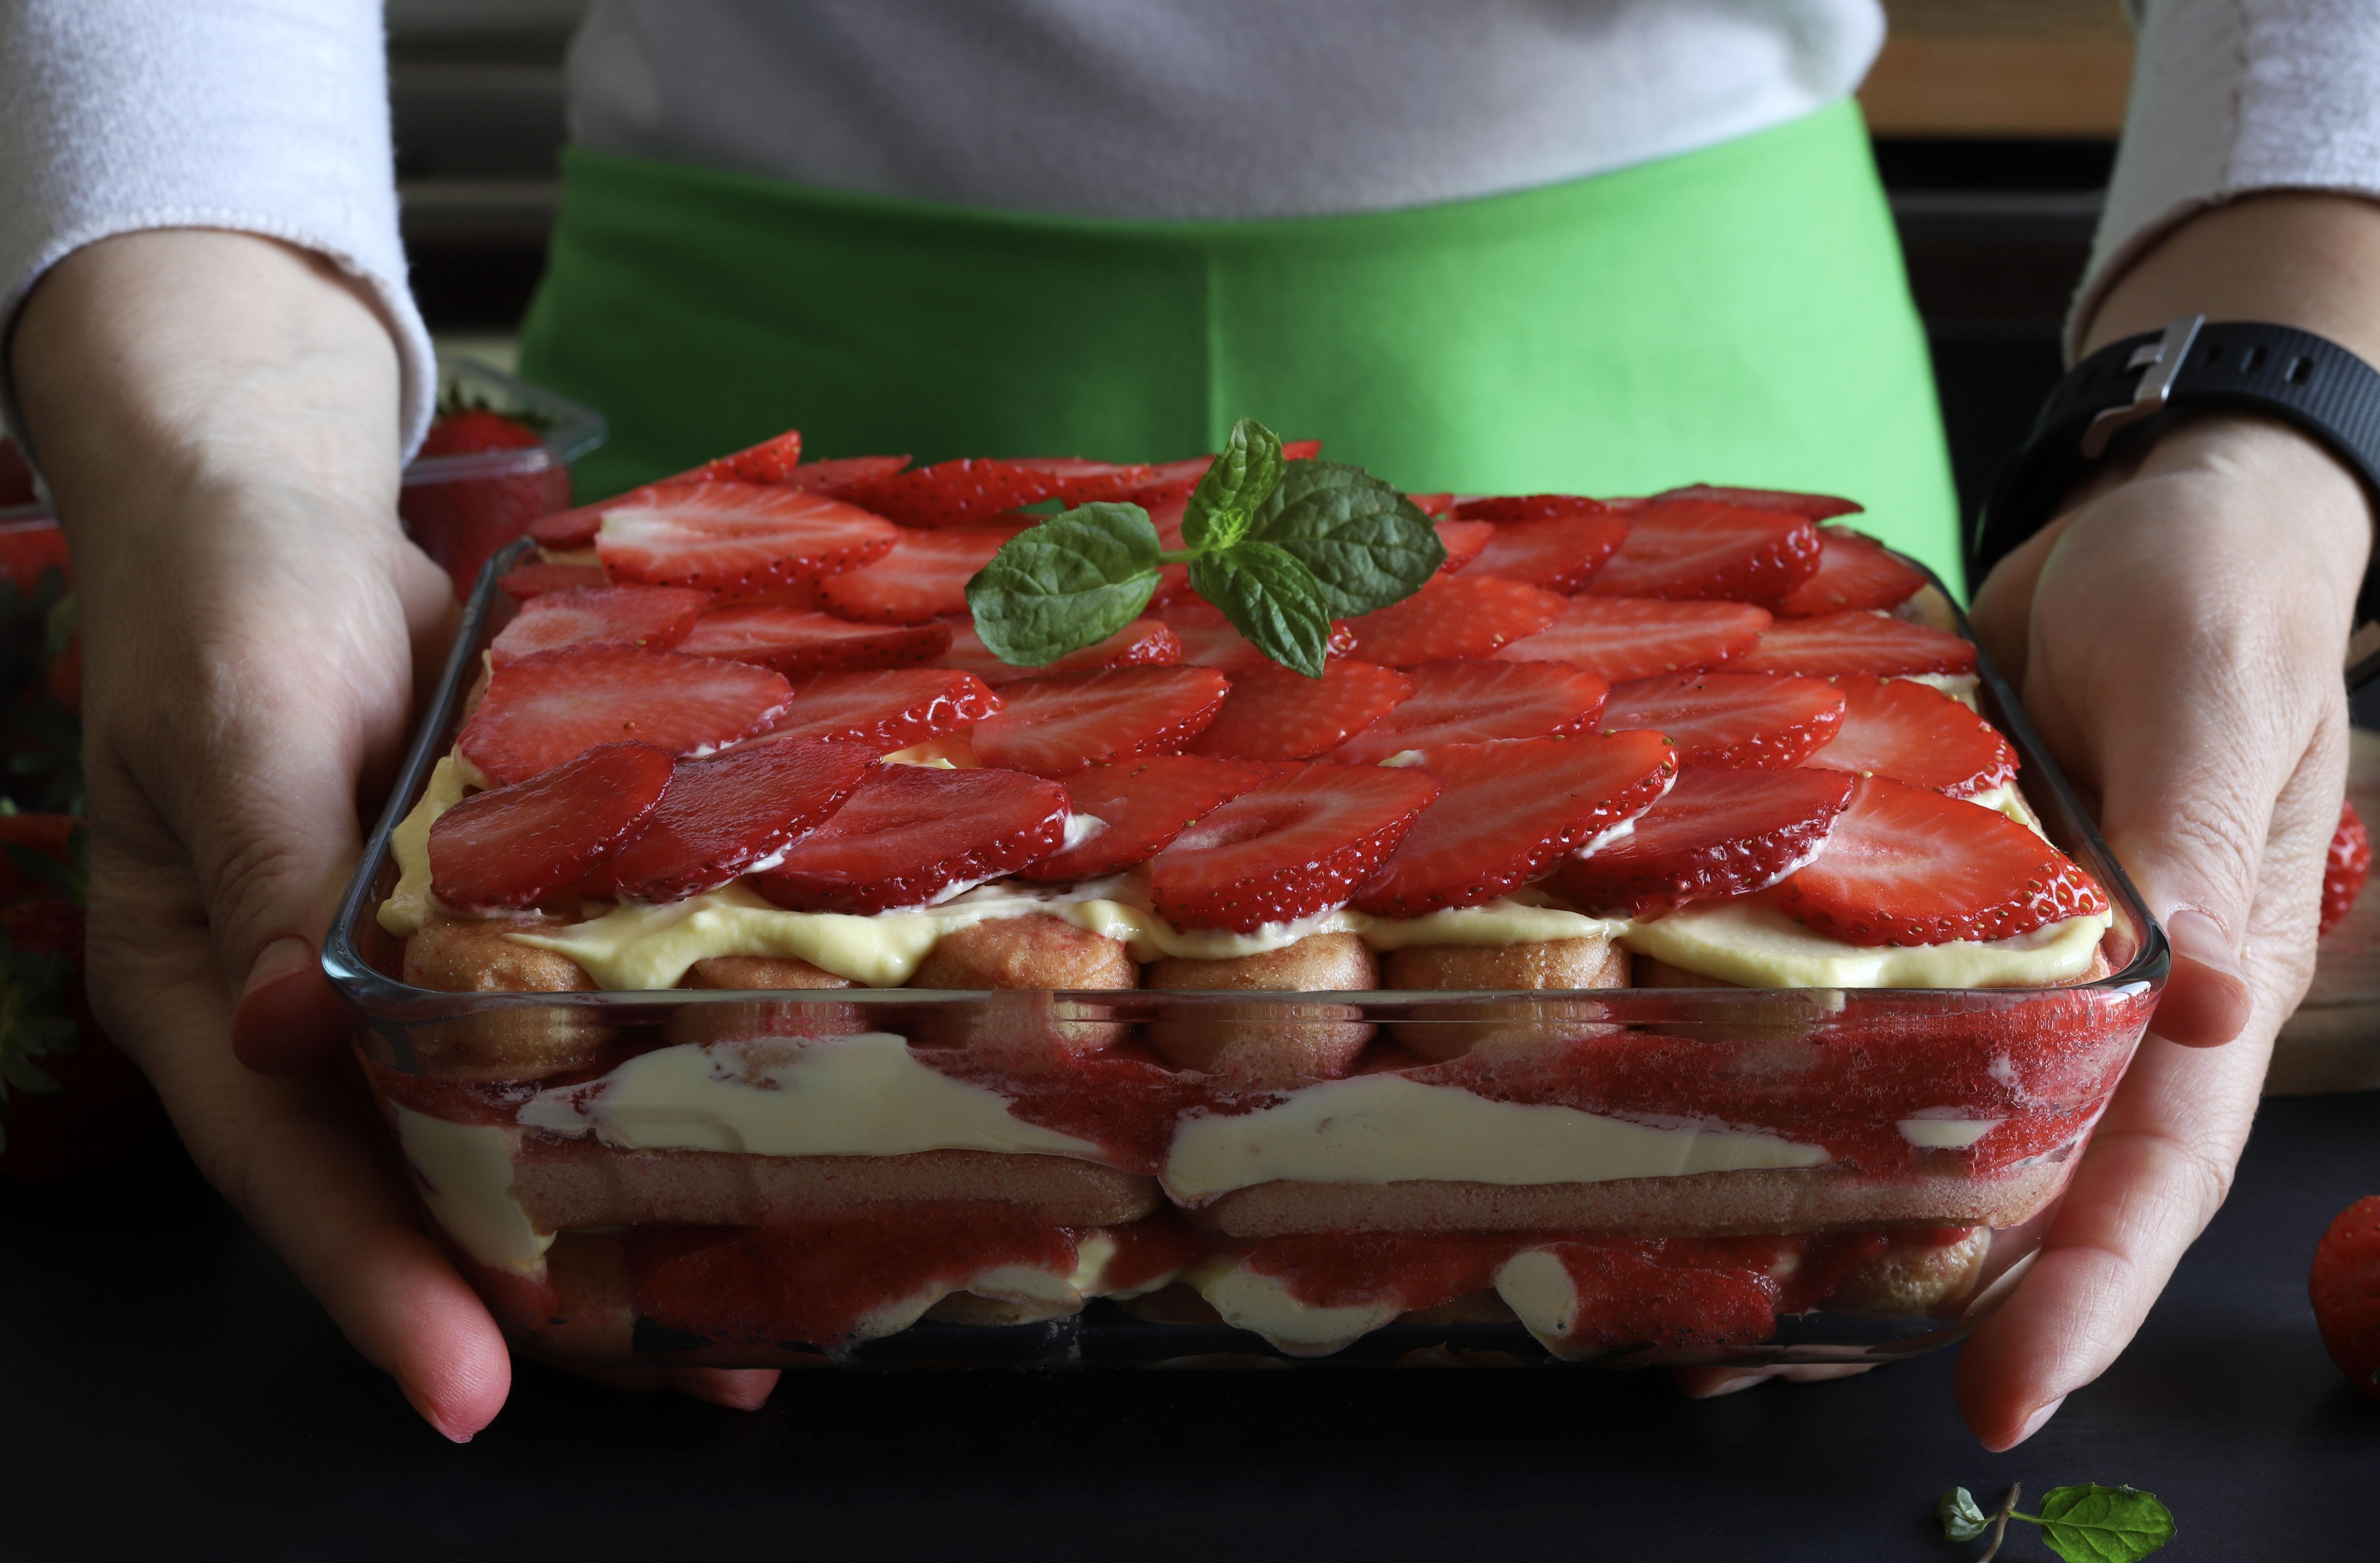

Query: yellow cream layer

[1619,896,2110,988]
[390,1105,552,1277]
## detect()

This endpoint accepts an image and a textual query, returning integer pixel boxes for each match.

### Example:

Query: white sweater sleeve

[2076,0,2380,353]
[0,0,435,458]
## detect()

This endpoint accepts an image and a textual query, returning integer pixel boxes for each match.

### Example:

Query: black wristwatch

[1970,315,2380,629]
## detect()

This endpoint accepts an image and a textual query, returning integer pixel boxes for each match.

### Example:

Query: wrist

[2130,411,2374,569]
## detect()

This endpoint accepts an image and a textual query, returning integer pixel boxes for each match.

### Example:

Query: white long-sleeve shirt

[4,0,2378,455]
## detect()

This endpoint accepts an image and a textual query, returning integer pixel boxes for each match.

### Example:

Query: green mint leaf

[1245,458,1444,617]
[1188,541,1333,678]
[1939,1487,1992,1543]
[966,502,1161,667]
[2032,1485,2175,1563]
[1180,417,1285,552]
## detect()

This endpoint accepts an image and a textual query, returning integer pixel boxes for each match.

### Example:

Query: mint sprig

[965,417,1442,677]
[1940,1482,2175,1563]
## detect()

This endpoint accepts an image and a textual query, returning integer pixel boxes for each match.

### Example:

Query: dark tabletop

[3,1090,2375,1563]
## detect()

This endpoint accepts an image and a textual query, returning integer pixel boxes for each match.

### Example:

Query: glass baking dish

[324,535,2166,1371]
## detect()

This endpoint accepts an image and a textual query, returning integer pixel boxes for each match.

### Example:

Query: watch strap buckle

[2080,314,2205,459]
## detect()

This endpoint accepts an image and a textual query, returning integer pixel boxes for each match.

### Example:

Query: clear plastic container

[325,538,2165,1370]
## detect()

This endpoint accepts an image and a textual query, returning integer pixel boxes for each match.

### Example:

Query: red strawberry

[1188,660,1415,762]
[1807,676,2014,797]
[1649,484,1861,520]
[1774,527,1929,616]
[1451,494,1617,522]
[528,495,616,550]
[459,647,793,785]
[1330,660,1608,765]
[1352,732,1677,916]
[1432,518,1495,576]
[971,665,1230,777]
[581,740,878,902]
[757,668,1000,754]
[815,523,1025,624]
[937,616,1181,686]
[1601,672,1845,770]
[753,765,1068,914]
[0,518,70,590]
[1586,499,1821,606]
[2311,1194,2380,1402]
[1159,600,1358,672]
[1341,575,1565,665]
[1773,774,2108,945]
[1496,595,1771,681]
[678,603,953,676]
[419,409,542,459]
[774,454,912,492]
[1547,765,1856,916]
[1009,457,1165,503]
[1407,493,1456,516]
[837,458,1076,528]
[428,741,674,910]
[1731,610,1976,678]
[595,482,900,595]
[403,410,563,595]
[498,561,609,601]
[1466,514,1631,594]
[680,429,804,484]
[1150,763,1442,931]
[0,437,38,509]
[2322,801,2372,937]
[1118,439,1325,508]
[1021,755,1277,882]
[489,585,710,665]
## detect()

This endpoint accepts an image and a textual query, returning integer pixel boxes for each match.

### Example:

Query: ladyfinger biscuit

[1827,1226,1991,1318]
[1385,936,1628,1059]
[904,914,1138,1067]
[671,953,860,1046]
[1144,931,1377,1084]
[403,912,610,1079]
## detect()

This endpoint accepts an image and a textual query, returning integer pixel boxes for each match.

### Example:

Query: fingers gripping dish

[336,431,2164,1368]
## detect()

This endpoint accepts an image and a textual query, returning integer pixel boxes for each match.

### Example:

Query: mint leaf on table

[1189,541,1334,677]
[2032,1485,2175,1563]
[1244,459,1444,617]
[966,501,1161,667]
[1180,417,1284,551]
[1939,1488,1993,1543]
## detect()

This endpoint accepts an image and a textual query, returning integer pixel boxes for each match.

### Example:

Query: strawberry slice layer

[1774,527,1930,616]
[1807,676,2015,797]
[1496,595,1772,681]
[817,524,1027,625]
[1601,671,1845,771]
[1432,518,1496,576]
[1150,764,1442,932]
[498,561,609,601]
[1158,601,1356,672]
[682,429,804,484]
[1329,660,1607,765]
[1774,775,2108,946]
[773,454,911,493]
[836,457,1070,527]
[459,647,794,786]
[971,665,1230,777]
[1732,610,1976,678]
[428,742,674,911]
[596,482,899,595]
[584,740,879,902]
[1587,499,1821,607]
[936,617,1181,686]
[1466,514,1631,594]
[753,765,1068,915]
[1022,755,1277,882]
[1451,494,1617,522]
[677,604,953,676]
[1547,766,1856,917]
[1341,575,1565,664]
[757,668,1000,755]
[1649,485,1862,521]
[489,585,710,666]
[1352,732,1677,917]
[1187,659,1416,763]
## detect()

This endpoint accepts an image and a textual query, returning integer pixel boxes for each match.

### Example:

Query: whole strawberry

[2311,1194,2380,1402]
[2319,801,2370,937]
[401,408,565,598]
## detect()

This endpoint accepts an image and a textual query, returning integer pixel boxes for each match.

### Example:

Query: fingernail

[2012,1394,2067,1446]
[2166,909,2246,988]
[240,935,314,1003]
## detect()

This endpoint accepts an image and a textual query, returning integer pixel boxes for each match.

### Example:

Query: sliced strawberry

[1450,494,1617,522]
[1118,439,1325,508]
[1774,527,1929,616]
[774,454,911,493]
[459,647,793,785]
[1021,755,1276,882]
[428,741,673,910]
[1186,660,1416,762]
[1159,600,1357,672]
[1149,763,1442,931]
[489,585,710,666]
[681,429,804,484]
[498,561,610,601]
[529,494,625,550]
[2322,801,2371,937]
[812,524,1027,625]
[596,483,899,595]
[1546,765,1856,916]
[678,603,953,676]
[1407,493,1456,516]
[757,668,1000,754]
[1807,676,2014,796]
[1497,595,1771,680]
[833,458,1097,528]
[710,578,831,613]
[1352,732,1676,916]
[971,665,1231,777]
[753,765,1068,914]
[1731,610,1976,677]
[1329,659,1608,764]
[1432,518,1495,576]
[1600,671,1845,770]
[937,616,1181,686]
[1467,514,1631,594]
[582,740,878,902]
[1586,499,1821,606]
[1773,774,2109,946]
[1341,575,1564,665]
[1649,484,1862,520]
[1008,457,1163,503]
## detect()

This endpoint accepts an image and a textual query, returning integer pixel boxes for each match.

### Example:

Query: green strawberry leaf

[1939,1487,1992,1543]
[1246,459,1444,617]
[2033,1485,2175,1563]
[1180,417,1285,552]
[967,502,1163,666]
[1189,542,1333,678]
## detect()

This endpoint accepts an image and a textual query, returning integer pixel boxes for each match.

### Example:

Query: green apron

[519,100,1963,590]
